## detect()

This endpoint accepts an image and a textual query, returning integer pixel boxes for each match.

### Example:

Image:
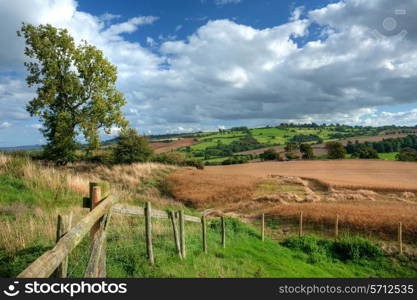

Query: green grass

[185,126,377,161]
[1,207,417,278]
[101,219,417,278]
[378,152,398,160]
[0,174,80,209]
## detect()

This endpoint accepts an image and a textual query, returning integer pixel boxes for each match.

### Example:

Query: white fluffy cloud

[1,0,417,146]
[214,0,241,6]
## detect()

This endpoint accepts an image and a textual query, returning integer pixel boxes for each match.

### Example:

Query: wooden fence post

[202,215,207,253]
[179,210,186,258]
[145,202,154,265]
[335,214,339,239]
[221,216,226,248]
[89,183,101,242]
[54,213,72,278]
[299,212,303,237]
[398,222,403,255]
[261,213,265,241]
[85,212,112,277]
[169,211,182,258]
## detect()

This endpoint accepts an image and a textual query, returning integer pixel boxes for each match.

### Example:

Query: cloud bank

[0,0,417,146]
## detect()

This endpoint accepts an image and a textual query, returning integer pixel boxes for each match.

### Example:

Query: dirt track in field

[150,138,197,153]
[201,159,417,192]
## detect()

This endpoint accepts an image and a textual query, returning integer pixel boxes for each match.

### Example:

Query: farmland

[4,153,417,278]
[167,160,417,250]
[139,125,417,165]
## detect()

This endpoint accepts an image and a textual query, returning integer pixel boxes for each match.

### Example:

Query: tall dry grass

[266,202,417,240]
[0,207,87,252]
[168,168,259,208]
[0,153,177,252]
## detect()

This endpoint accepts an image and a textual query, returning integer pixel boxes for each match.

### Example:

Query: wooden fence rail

[17,180,408,278]
[18,192,118,278]
[18,182,205,278]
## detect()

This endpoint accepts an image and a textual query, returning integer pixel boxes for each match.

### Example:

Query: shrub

[285,152,300,160]
[282,235,384,263]
[281,235,331,263]
[152,152,204,169]
[299,143,314,159]
[152,152,187,165]
[260,149,280,161]
[332,236,383,261]
[113,128,154,164]
[397,147,417,162]
[221,156,250,165]
[326,141,346,159]
[351,147,379,159]
[185,159,204,169]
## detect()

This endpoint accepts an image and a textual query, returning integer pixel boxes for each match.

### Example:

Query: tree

[18,23,127,165]
[260,149,280,161]
[299,143,314,159]
[397,147,417,162]
[352,147,379,159]
[113,128,153,164]
[325,141,346,159]
[284,142,297,152]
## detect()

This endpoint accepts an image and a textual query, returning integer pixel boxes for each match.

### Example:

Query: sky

[0,0,417,147]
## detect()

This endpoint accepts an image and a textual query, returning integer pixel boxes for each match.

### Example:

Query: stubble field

[167,160,417,244]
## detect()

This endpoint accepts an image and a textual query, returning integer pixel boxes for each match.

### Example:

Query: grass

[2,217,417,278]
[187,127,372,156]
[1,153,417,278]
[379,152,398,160]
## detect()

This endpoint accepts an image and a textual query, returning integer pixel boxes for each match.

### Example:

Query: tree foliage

[113,128,153,164]
[351,147,379,159]
[260,149,280,161]
[299,143,314,159]
[397,147,417,162]
[325,142,346,159]
[18,23,127,164]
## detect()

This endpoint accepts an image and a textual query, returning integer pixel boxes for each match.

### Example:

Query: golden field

[167,160,417,240]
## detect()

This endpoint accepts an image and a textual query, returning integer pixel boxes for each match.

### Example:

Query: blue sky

[78,0,331,43]
[0,0,417,147]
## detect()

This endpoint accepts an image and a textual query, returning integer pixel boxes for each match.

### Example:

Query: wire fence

[251,212,416,255]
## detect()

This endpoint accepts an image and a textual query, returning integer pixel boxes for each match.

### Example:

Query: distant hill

[0,144,43,152]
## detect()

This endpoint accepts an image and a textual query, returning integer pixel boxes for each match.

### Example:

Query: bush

[299,143,314,159]
[326,141,346,159]
[152,152,187,165]
[260,149,280,161]
[221,156,250,165]
[185,159,204,169]
[285,152,300,160]
[282,235,384,263]
[113,128,154,164]
[332,236,383,261]
[351,147,379,159]
[397,147,417,162]
[282,235,331,263]
[152,152,204,169]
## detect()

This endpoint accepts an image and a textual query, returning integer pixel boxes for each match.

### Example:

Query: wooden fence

[17,182,407,278]
[18,182,206,278]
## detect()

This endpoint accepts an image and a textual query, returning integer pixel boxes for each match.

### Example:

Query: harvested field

[336,133,414,145]
[167,168,259,208]
[235,146,327,156]
[167,160,417,239]
[195,160,417,192]
[150,138,197,153]
[265,202,417,241]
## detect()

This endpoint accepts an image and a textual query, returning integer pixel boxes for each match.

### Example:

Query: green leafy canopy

[18,23,128,164]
